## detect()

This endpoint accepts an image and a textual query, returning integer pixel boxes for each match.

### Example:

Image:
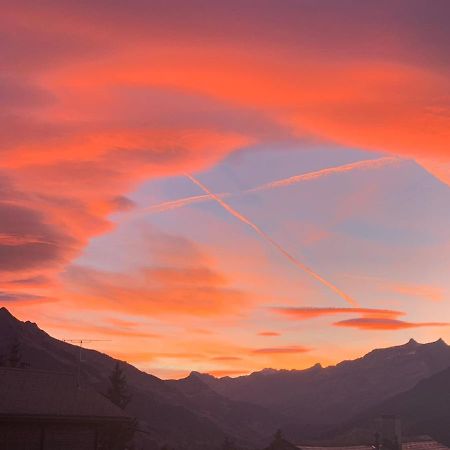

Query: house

[297,417,449,450]
[299,441,449,450]
[0,367,132,450]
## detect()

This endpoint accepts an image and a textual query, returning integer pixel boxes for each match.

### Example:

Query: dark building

[299,441,449,450]
[298,417,448,450]
[375,415,403,450]
[298,437,449,450]
[0,367,132,450]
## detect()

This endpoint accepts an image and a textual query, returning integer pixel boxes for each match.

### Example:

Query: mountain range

[1,306,449,449]
[189,337,450,440]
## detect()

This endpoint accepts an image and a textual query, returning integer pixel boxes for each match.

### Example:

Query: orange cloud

[61,229,251,317]
[258,331,281,337]
[335,318,450,331]
[342,275,447,303]
[211,356,242,361]
[273,306,450,333]
[0,291,55,305]
[272,307,404,320]
[109,351,206,364]
[1,275,52,289]
[1,1,450,375]
[64,265,249,318]
[1,3,449,290]
[43,319,161,339]
[385,283,446,303]
[252,346,311,354]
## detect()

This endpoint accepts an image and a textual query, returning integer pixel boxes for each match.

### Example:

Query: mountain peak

[188,371,216,380]
[188,370,203,378]
[0,306,13,316]
[0,306,18,324]
[406,338,419,346]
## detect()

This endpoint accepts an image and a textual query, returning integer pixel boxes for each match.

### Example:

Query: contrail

[140,194,214,213]
[247,156,401,193]
[140,157,400,215]
[186,174,358,307]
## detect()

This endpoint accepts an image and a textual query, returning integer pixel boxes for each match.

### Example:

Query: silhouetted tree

[8,339,22,368]
[101,363,136,449]
[265,429,297,450]
[221,437,238,450]
[98,419,137,450]
[106,362,132,410]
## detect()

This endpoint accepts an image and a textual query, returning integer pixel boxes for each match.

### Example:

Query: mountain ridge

[0,307,281,449]
[1,307,449,449]
[185,335,450,441]
[189,337,447,381]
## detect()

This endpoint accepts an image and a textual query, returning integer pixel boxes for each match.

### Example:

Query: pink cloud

[61,229,252,318]
[211,356,242,361]
[1,1,449,374]
[252,346,311,354]
[335,318,450,331]
[258,331,281,337]
[272,307,404,320]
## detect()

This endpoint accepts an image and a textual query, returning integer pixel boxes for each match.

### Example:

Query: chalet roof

[298,446,372,450]
[404,442,450,450]
[298,441,449,450]
[0,367,128,420]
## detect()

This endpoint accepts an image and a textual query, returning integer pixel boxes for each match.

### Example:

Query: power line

[63,339,111,387]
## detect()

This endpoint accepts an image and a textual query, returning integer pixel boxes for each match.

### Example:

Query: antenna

[63,339,111,388]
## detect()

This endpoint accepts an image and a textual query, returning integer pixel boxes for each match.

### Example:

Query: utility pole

[63,339,111,387]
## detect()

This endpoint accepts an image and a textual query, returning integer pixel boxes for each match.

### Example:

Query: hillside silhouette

[1,307,449,449]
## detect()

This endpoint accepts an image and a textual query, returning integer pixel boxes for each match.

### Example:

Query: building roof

[404,442,450,450]
[0,367,129,420]
[298,446,372,450]
[298,441,449,450]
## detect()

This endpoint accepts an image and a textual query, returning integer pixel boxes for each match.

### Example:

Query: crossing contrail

[139,156,400,215]
[247,156,401,193]
[186,174,358,307]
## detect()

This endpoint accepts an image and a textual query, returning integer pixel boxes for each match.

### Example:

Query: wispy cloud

[273,306,450,332]
[211,356,242,361]
[62,229,252,317]
[0,291,54,304]
[258,331,281,337]
[342,274,446,303]
[272,306,404,319]
[335,318,450,330]
[252,346,311,354]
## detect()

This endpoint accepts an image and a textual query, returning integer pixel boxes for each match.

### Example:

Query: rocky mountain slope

[1,307,449,448]
[189,338,450,439]
[0,307,275,449]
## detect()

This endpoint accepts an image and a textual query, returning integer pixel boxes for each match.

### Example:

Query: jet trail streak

[247,157,401,193]
[142,157,400,214]
[186,174,358,307]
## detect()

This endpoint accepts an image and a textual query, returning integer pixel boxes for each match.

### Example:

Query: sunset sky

[1,1,449,378]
